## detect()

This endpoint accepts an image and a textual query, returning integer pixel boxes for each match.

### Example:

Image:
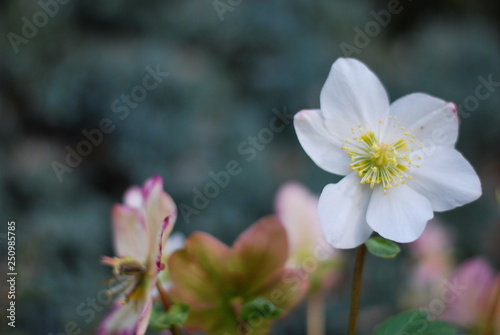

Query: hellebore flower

[99,176,177,335]
[275,182,342,293]
[294,58,481,248]
[168,216,308,335]
[441,258,500,334]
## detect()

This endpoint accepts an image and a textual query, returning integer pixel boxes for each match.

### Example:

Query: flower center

[342,122,422,193]
[102,256,147,304]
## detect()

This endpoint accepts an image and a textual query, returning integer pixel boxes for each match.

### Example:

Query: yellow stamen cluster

[341,119,421,193]
[102,256,147,304]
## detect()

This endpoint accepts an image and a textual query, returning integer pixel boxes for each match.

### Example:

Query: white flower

[294,58,481,249]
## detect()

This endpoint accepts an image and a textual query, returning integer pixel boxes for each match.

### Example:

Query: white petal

[294,109,352,175]
[124,186,143,209]
[408,147,481,211]
[320,58,390,128]
[387,93,458,146]
[165,231,186,255]
[367,185,433,243]
[318,172,373,249]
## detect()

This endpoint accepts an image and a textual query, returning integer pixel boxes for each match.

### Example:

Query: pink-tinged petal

[97,303,139,335]
[154,216,175,273]
[136,298,153,335]
[112,205,148,262]
[318,173,373,249]
[409,220,453,256]
[275,182,337,266]
[144,177,177,244]
[387,93,458,146]
[367,185,433,243]
[404,221,455,308]
[294,109,352,176]
[275,182,321,255]
[408,147,481,212]
[142,175,163,202]
[160,193,177,246]
[124,186,144,209]
[138,176,177,273]
[495,278,500,331]
[408,221,454,283]
[320,58,390,128]
[441,258,496,326]
[413,254,452,283]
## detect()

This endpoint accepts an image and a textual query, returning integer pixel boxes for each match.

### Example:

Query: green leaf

[149,303,189,330]
[374,310,457,335]
[240,297,283,321]
[365,237,401,259]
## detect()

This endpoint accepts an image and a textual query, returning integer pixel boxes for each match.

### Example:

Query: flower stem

[156,281,182,335]
[480,277,500,335]
[156,280,171,310]
[307,291,325,335]
[238,319,248,335]
[348,244,366,335]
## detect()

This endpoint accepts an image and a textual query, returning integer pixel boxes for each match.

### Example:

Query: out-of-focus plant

[403,220,455,308]
[441,258,500,335]
[95,57,491,335]
[275,182,342,335]
[168,216,309,335]
[99,176,177,335]
[399,221,500,335]
[275,182,342,290]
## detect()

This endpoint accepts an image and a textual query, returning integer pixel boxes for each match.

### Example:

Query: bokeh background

[1,0,499,334]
